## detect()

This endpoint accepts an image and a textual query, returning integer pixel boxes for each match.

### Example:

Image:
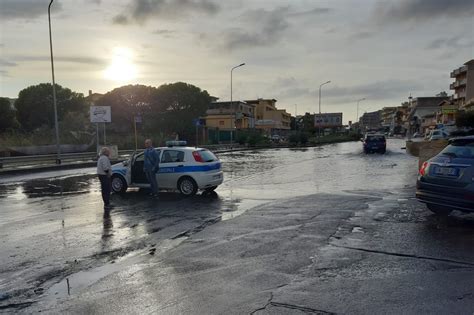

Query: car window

[198,150,218,162]
[161,150,185,163]
[367,136,385,141]
[135,153,144,162]
[440,140,474,159]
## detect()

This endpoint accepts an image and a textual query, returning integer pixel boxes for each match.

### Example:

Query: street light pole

[318,80,331,137]
[48,0,61,164]
[230,63,245,147]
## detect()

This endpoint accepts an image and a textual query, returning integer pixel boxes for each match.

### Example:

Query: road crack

[269,302,335,314]
[331,244,474,267]
[250,292,273,315]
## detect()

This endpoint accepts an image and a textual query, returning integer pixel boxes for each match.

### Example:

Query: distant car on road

[416,136,474,215]
[362,133,386,154]
[111,142,223,196]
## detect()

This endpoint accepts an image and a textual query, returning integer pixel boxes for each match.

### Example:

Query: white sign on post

[90,106,111,123]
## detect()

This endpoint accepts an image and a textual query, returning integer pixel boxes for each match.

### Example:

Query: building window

[219,121,224,126]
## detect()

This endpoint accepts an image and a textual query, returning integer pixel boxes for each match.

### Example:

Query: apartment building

[204,101,256,130]
[359,110,381,131]
[245,98,291,134]
[450,59,474,110]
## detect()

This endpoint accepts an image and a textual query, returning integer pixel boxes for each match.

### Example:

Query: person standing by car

[97,147,112,209]
[144,139,160,198]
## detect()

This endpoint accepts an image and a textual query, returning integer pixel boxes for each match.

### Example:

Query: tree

[15,83,87,131]
[0,97,19,132]
[96,84,157,133]
[150,82,211,140]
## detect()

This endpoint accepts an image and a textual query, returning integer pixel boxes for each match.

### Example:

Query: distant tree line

[0,82,212,147]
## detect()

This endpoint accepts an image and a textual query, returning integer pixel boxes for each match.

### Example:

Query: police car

[111,141,223,196]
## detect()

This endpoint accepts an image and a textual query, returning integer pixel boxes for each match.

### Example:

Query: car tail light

[419,161,429,176]
[192,151,203,162]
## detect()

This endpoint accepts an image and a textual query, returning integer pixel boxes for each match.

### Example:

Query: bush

[289,133,299,145]
[299,133,309,145]
[236,133,248,145]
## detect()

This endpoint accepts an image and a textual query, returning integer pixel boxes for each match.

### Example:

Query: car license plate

[433,166,458,177]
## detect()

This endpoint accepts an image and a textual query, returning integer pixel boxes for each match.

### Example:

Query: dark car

[362,133,386,154]
[416,136,474,215]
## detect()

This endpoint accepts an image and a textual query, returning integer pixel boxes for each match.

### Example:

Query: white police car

[111,141,223,196]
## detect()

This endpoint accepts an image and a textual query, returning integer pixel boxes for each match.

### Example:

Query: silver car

[416,136,474,215]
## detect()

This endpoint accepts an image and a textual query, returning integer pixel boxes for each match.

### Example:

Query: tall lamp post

[318,80,331,137]
[230,63,245,146]
[48,0,61,164]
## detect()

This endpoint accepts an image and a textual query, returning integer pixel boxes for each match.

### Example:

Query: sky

[0,0,473,123]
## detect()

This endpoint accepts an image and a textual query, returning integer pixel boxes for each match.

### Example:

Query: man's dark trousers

[98,175,111,206]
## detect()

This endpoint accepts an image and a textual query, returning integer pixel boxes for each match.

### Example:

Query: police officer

[144,139,160,198]
[97,147,112,209]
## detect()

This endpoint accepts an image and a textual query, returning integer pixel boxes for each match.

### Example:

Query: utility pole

[318,80,331,137]
[230,63,245,147]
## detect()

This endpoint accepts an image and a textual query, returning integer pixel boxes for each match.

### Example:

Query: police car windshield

[199,150,217,162]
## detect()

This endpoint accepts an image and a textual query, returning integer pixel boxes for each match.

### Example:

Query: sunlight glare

[103,47,137,82]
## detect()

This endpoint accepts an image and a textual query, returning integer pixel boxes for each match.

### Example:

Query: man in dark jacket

[144,139,160,198]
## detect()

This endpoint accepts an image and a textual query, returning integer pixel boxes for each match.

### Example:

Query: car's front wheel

[178,176,198,196]
[111,175,127,193]
[427,204,452,216]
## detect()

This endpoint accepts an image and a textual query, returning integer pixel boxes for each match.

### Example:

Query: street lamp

[230,63,245,146]
[48,0,61,164]
[318,80,331,137]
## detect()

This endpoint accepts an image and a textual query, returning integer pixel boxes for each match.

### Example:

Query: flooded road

[1,139,474,314]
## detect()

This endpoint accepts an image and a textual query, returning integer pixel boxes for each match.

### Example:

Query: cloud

[151,29,176,37]
[11,55,106,66]
[219,6,333,50]
[425,35,474,50]
[221,7,290,50]
[322,80,425,104]
[348,31,374,40]
[0,0,63,21]
[112,14,128,25]
[274,79,425,105]
[288,7,332,17]
[112,0,220,25]
[373,0,474,24]
[0,58,17,77]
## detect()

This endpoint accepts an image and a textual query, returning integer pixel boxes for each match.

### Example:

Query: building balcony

[450,65,468,78]
[450,78,467,89]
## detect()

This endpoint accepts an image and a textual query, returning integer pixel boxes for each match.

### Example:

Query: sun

[104,47,137,82]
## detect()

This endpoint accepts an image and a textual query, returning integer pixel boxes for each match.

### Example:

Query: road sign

[134,115,142,123]
[90,106,111,123]
[193,118,201,127]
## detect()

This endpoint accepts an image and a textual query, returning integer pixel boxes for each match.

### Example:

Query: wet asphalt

[1,139,473,314]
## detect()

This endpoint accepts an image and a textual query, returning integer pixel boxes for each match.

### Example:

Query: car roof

[157,146,206,151]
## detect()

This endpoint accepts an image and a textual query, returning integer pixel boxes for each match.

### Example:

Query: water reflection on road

[0,139,419,307]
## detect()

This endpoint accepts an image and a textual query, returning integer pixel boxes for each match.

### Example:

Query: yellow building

[245,99,291,134]
[203,101,255,130]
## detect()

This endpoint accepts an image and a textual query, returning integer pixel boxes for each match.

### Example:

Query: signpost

[90,106,111,153]
[134,114,142,151]
[193,118,202,147]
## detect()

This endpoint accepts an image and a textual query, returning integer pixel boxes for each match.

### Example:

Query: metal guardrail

[0,150,136,168]
[0,145,239,169]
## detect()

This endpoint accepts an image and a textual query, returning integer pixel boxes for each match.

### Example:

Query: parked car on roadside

[362,133,386,154]
[428,129,449,141]
[111,141,223,196]
[416,136,474,215]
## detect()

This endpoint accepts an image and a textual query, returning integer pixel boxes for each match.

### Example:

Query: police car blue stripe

[159,163,221,173]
